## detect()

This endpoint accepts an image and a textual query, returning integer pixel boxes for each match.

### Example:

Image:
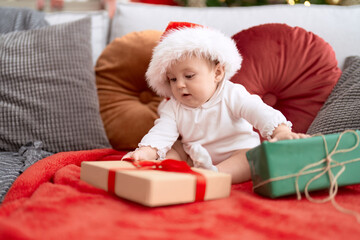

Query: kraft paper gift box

[246,130,360,199]
[80,159,231,207]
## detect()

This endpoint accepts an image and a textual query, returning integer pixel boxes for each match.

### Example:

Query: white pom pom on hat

[145,21,242,97]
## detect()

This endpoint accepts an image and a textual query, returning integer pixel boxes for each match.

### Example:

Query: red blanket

[1,149,359,240]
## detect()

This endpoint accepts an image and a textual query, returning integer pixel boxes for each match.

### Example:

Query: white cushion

[111,3,360,69]
[45,11,109,65]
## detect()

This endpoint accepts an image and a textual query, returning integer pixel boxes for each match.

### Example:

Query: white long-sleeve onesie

[139,80,291,165]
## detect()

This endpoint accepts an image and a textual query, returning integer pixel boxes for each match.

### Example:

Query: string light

[304,0,311,6]
[287,0,296,5]
[287,0,314,6]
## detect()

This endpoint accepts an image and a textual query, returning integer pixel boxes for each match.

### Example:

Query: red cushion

[231,24,342,133]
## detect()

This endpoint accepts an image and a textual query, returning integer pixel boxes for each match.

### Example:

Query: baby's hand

[269,124,310,142]
[122,146,158,161]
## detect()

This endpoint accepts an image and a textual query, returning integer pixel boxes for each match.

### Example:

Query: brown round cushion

[95,30,163,150]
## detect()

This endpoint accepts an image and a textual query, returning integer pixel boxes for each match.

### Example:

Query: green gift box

[246,130,360,198]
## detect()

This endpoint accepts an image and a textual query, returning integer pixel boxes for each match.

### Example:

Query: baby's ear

[215,64,225,82]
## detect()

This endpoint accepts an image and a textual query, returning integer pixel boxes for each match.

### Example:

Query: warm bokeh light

[287,0,296,5]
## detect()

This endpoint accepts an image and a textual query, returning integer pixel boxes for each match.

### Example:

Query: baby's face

[166,56,224,108]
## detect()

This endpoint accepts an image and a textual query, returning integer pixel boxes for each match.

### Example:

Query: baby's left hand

[269,124,310,142]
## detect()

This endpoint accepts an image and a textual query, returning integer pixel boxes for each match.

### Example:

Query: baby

[124,22,308,183]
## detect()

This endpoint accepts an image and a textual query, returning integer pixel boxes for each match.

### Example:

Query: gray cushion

[0,7,48,33]
[0,7,51,203]
[307,56,360,135]
[0,18,111,153]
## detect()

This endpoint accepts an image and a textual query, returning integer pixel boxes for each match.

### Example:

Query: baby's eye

[185,74,195,79]
[168,77,176,82]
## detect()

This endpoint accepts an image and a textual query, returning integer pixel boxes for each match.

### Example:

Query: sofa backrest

[45,10,109,65]
[110,3,360,69]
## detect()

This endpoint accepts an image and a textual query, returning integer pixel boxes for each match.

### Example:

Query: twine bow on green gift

[253,129,360,222]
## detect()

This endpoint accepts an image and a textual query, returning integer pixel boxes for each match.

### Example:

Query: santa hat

[145,22,242,97]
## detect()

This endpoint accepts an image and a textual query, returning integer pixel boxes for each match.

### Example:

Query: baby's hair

[169,52,220,70]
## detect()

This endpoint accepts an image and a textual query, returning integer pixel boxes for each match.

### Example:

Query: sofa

[0,2,360,239]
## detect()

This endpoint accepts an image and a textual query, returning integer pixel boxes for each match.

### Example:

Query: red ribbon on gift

[103,157,206,202]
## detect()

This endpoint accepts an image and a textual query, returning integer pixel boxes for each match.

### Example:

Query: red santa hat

[145,21,242,97]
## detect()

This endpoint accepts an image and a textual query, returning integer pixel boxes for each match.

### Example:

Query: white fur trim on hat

[145,24,242,97]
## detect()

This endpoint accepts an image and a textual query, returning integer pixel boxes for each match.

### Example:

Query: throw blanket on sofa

[0,141,52,202]
[0,149,359,239]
